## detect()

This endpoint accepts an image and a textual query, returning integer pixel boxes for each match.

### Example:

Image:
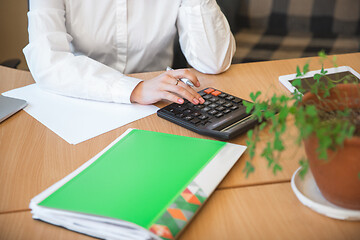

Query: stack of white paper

[3,84,159,144]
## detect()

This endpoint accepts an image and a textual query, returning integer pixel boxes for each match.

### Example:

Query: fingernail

[192,98,199,104]
[177,98,184,104]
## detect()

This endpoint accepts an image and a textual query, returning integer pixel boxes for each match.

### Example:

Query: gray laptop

[0,95,27,123]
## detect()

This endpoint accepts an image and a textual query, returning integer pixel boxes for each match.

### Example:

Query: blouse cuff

[110,75,143,104]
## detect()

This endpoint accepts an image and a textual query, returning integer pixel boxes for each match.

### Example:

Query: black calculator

[157,88,259,140]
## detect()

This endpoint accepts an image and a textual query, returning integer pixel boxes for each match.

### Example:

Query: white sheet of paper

[3,84,159,144]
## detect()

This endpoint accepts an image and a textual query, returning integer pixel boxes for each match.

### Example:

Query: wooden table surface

[1,53,360,239]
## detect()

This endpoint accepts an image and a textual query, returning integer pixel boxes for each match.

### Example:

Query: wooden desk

[1,53,360,239]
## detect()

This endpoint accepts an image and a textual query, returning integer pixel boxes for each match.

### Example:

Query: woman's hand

[130,69,205,105]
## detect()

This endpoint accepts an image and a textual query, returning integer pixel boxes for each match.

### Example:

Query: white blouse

[24,0,235,103]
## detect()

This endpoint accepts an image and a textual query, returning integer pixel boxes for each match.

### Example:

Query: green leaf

[327,80,336,90]
[250,91,261,102]
[313,73,322,81]
[258,102,269,112]
[348,125,356,138]
[271,94,278,105]
[318,50,327,59]
[264,110,275,119]
[278,107,289,121]
[280,122,287,134]
[321,68,328,75]
[243,161,255,178]
[299,159,309,179]
[296,66,302,77]
[323,88,331,98]
[272,163,282,175]
[305,105,317,117]
[274,133,284,151]
[253,108,263,120]
[317,136,331,160]
[303,63,309,75]
[279,95,289,103]
[259,122,267,130]
[303,125,314,138]
[262,142,274,167]
[247,129,253,138]
[310,85,319,95]
[292,91,303,103]
[292,78,302,87]
[243,101,254,114]
[246,140,256,159]
[246,129,256,159]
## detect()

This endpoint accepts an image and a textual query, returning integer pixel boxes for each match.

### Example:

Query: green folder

[34,129,236,239]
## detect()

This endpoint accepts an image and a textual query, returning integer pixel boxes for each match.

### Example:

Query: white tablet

[0,95,27,123]
[279,66,360,93]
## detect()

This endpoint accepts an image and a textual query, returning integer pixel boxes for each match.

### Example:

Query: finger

[160,75,181,88]
[177,81,205,104]
[166,83,201,105]
[162,75,204,104]
[161,91,184,104]
[160,74,204,104]
[168,69,200,87]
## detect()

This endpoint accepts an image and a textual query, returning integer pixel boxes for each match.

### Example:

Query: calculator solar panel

[157,88,259,140]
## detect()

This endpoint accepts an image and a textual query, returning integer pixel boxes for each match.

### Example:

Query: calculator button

[204,88,215,94]
[198,115,208,120]
[223,109,231,114]
[184,109,192,114]
[217,99,226,105]
[168,109,176,114]
[218,93,227,98]
[200,120,208,125]
[176,113,185,118]
[190,118,201,124]
[216,106,225,111]
[230,106,239,110]
[202,107,211,112]
[195,104,205,109]
[175,105,186,111]
[208,103,219,108]
[192,112,201,117]
[226,95,235,101]
[224,102,233,108]
[209,97,218,102]
[215,113,224,118]
[199,91,207,96]
[232,98,242,104]
[203,101,211,106]
[208,109,218,115]
[203,95,212,100]
[211,90,221,96]
[184,116,193,121]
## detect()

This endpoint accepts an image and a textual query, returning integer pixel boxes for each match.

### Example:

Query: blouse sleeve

[23,0,142,104]
[177,0,236,74]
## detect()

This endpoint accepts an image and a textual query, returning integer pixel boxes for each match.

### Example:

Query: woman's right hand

[130,69,205,105]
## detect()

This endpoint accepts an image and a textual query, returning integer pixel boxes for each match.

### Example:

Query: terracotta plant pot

[302,84,360,210]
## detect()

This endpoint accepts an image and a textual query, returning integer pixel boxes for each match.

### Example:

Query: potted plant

[243,52,360,210]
